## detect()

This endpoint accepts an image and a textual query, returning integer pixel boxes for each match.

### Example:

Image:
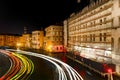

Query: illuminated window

[79,35,81,42]
[52,32,55,35]
[56,32,59,35]
[60,32,62,36]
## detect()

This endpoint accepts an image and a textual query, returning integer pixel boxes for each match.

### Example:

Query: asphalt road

[0,52,11,77]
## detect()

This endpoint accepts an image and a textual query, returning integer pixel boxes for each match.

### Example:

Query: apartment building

[32,30,44,49]
[64,0,120,74]
[22,33,31,48]
[0,34,21,48]
[0,35,5,46]
[45,25,63,52]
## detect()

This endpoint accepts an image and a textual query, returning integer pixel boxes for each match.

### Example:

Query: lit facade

[64,0,120,74]
[0,34,21,48]
[22,34,31,48]
[45,25,63,52]
[0,35,5,46]
[32,30,44,49]
[18,36,24,48]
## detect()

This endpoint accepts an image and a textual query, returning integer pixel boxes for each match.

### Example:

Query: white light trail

[7,49,84,80]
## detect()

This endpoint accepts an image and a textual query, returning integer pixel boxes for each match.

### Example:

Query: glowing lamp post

[16,43,21,50]
[47,45,52,52]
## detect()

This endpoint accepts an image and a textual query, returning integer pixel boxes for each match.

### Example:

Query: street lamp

[47,45,52,52]
[16,43,21,51]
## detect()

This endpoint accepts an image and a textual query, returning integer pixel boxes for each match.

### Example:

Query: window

[91,22,93,26]
[60,32,62,36]
[56,32,59,35]
[60,47,62,50]
[56,47,58,50]
[118,38,120,53]
[112,18,113,27]
[100,33,102,41]
[93,34,95,41]
[104,18,106,24]
[104,33,106,41]
[85,35,87,41]
[111,38,114,50]
[79,35,81,42]
[90,34,92,42]
[60,38,62,41]
[100,19,102,25]
[94,21,96,26]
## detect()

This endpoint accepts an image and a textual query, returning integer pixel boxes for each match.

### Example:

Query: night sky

[0,0,90,35]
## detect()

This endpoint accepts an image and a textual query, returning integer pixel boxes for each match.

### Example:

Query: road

[1,49,120,80]
[0,50,34,80]
[19,50,83,80]
[0,49,83,80]
[0,52,11,77]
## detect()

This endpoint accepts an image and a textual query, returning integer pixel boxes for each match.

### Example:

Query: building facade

[45,25,63,52]
[0,35,5,46]
[22,34,31,48]
[0,34,21,48]
[32,30,44,49]
[64,0,120,74]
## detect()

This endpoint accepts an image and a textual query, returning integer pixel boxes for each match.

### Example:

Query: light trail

[13,49,84,80]
[0,50,34,80]
[11,53,34,80]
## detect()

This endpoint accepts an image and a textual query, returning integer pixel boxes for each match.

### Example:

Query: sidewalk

[66,52,120,79]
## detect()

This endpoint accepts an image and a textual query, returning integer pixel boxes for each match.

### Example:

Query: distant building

[45,25,63,52]
[0,35,5,46]
[22,33,31,48]
[32,30,44,49]
[64,0,120,75]
[0,34,21,48]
